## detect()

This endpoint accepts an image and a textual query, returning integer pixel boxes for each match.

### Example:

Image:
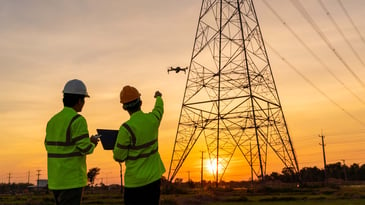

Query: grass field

[166,184,365,205]
[0,184,364,204]
[209,200,365,205]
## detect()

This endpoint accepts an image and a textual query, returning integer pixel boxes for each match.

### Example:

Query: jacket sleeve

[72,116,95,155]
[152,96,164,123]
[113,126,131,162]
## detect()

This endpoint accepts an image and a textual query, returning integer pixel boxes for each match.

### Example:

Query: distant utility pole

[200,151,204,190]
[36,170,41,187]
[8,173,11,184]
[319,133,327,182]
[341,159,347,181]
[119,163,123,194]
[27,170,30,184]
[250,142,253,185]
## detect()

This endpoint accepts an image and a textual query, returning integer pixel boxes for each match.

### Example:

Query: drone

[167,66,188,74]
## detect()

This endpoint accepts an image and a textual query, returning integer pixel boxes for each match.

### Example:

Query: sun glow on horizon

[206,158,224,175]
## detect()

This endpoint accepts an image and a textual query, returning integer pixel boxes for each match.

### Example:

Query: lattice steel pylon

[168,0,299,184]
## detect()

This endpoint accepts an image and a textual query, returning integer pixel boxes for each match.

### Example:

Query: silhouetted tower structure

[168,0,299,184]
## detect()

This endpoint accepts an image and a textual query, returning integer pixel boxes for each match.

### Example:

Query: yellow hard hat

[120,85,141,104]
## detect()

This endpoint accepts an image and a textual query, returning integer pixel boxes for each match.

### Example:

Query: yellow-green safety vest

[113,96,165,188]
[45,107,95,190]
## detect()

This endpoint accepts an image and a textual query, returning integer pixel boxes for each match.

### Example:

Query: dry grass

[0,184,364,205]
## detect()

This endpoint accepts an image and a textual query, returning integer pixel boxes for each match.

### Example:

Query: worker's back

[114,96,165,188]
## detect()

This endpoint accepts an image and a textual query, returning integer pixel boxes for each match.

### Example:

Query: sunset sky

[0,0,364,185]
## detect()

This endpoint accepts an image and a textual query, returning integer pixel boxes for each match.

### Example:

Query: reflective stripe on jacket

[45,107,95,190]
[113,96,166,188]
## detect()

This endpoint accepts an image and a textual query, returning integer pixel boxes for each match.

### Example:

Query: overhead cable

[337,0,365,46]
[290,0,365,88]
[262,0,365,105]
[265,41,365,127]
[318,0,365,67]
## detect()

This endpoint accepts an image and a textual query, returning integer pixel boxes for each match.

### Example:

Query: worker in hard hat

[113,85,165,205]
[45,79,99,205]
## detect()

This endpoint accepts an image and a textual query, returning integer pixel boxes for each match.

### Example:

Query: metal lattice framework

[168,0,299,183]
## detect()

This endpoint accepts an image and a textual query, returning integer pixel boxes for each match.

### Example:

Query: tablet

[96,129,118,150]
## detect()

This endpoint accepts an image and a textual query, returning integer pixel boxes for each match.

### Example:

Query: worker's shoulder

[119,120,132,130]
[72,114,87,123]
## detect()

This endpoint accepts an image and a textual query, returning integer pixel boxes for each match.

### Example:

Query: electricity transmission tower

[168,0,299,184]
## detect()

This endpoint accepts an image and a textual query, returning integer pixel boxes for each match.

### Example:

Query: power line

[262,0,365,105]
[318,0,365,66]
[265,41,365,127]
[337,0,365,46]
[290,0,365,88]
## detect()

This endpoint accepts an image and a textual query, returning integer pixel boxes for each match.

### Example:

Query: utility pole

[341,159,347,181]
[200,151,204,190]
[119,163,123,194]
[27,170,30,184]
[36,170,41,188]
[8,173,11,184]
[250,142,253,186]
[319,133,327,183]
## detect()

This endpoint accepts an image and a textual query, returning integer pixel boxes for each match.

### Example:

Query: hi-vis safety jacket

[45,107,95,190]
[113,96,166,188]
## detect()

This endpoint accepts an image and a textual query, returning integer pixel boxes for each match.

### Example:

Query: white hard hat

[63,79,90,97]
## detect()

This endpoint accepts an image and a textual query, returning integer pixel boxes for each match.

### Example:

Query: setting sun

[206,159,224,176]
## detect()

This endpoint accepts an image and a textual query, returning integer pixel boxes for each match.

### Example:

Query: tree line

[268,162,365,183]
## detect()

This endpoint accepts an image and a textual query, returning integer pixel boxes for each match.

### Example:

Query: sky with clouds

[0,0,364,184]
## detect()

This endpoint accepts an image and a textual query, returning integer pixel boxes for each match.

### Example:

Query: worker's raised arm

[152,91,163,122]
